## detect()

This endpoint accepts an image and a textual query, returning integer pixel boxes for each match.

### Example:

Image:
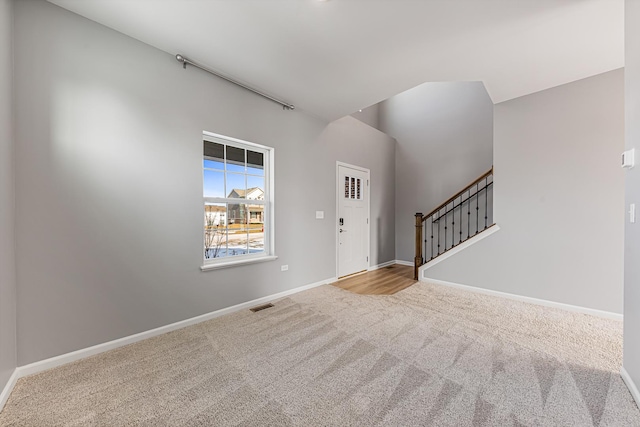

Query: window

[202,132,274,269]
[344,175,362,200]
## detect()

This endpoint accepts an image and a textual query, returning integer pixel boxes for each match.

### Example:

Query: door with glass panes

[338,164,369,277]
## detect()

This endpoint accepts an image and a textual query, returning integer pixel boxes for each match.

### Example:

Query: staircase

[414,168,494,279]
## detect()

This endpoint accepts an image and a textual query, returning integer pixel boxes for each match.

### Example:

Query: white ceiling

[48,0,624,121]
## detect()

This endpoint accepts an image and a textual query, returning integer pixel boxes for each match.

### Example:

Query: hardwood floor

[332,264,416,295]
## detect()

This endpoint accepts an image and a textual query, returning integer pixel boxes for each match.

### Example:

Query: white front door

[337,164,369,278]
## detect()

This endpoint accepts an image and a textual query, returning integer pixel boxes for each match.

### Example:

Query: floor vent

[250,303,274,313]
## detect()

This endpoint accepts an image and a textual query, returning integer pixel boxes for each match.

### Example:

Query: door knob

[340,228,347,233]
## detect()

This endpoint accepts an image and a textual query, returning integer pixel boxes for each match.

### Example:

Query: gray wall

[13,0,396,365]
[425,70,625,314]
[378,82,493,262]
[350,104,380,130]
[317,116,396,267]
[0,0,17,391]
[624,0,640,399]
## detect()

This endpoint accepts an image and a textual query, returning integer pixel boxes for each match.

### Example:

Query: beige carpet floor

[1,281,639,426]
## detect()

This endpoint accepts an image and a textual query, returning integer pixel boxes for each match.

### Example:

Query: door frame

[336,161,371,279]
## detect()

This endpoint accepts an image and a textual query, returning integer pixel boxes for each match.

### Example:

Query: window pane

[227,203,242,224]
[204,141,225,170]
[204,203,227,259]
[248,204,264,253]
[247,150,264,176]
[226,146,245,172]
[228,204,249,256]
[204,141,224,159]
[203,170,225,198]
[247,176,264,200]
[226,173,246,198]
[204,159,224,170]
[345,176,349,198]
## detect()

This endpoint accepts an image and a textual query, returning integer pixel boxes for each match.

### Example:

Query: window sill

[200,255,278,271]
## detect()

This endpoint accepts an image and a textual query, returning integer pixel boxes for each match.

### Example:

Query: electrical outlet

[281,265,289,271]
[316,211,324,219]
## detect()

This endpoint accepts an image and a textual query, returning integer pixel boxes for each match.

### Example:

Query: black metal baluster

[448,207,451,250]
[484,178,488,229]
[451,200,455,247]
[425,220,428,261]
[467,189,471,239]
[444,207,448,251]
[475,184,479,235]
[448,205,452,249]
[437,209,441,255]
[459,195,463,245]
[431,218,434,260]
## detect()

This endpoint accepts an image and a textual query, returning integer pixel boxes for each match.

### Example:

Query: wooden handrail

[422,168,493,222]
[414,167,494,279]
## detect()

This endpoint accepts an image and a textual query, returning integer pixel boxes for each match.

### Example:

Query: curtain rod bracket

[175,54,294,111]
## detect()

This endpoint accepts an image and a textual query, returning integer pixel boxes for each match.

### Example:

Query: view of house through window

[203,133,271,263]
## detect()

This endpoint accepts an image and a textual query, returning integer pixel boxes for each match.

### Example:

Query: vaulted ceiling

[48,0,624,121]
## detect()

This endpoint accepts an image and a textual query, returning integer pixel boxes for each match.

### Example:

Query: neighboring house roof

[227,187,264,200]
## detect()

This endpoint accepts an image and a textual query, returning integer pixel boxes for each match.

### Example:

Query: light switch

[622,149,635,169]
[316,211,324,219]
[630,203,636,224]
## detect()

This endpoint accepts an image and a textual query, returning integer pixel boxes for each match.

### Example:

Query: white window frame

[200,131,276,271]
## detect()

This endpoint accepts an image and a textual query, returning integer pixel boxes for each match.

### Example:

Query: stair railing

[414,168,494,279]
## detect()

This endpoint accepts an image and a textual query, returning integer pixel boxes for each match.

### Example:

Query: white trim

[368,260,396,271]
[201,255,278,271]
[336,161,370,174]
[336,162,371,279]
[421,277,623,321]
[621,367,640,408]
[0,369,18,412]
[203,197,265,205]
[268,147,275,257]
[12,276,336,381]
[203,131,273,151]
[420,225,500,272]
[394,260,414,267]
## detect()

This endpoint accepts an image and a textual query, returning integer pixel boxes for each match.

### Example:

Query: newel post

[414,212,423,280]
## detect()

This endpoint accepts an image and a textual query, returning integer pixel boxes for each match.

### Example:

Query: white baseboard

[421,277,623,321]
[420,225,500,272]
[368,260,396,271]
[14,276,336,380]
[621,367,640,408]
[0,369,18,412]
[394,260,413,267]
